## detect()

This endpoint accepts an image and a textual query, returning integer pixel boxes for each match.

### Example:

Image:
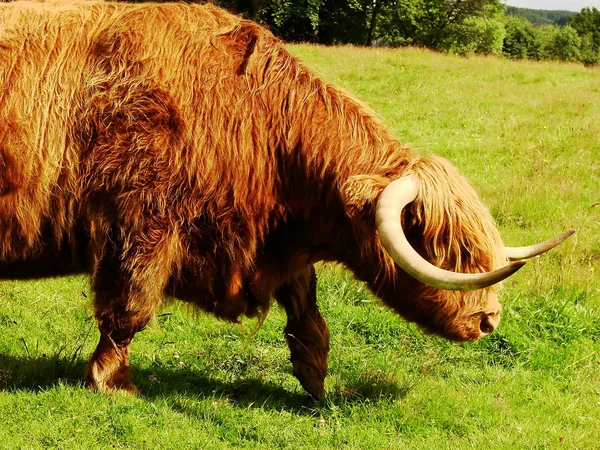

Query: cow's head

[343,156,573,341]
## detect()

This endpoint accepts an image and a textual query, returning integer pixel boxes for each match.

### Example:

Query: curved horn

[505,230,574,261]
[375,176,526,291]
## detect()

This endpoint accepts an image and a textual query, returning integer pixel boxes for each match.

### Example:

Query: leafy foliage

[569,7,600,65]
[144,1,600,64]
[259,0,324,43]
[549,25,581,62]
[501,9,600,65]
[502,15,541,59]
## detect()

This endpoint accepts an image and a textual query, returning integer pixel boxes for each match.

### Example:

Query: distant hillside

[506,6,576,26]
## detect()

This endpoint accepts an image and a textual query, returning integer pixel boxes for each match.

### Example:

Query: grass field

[1,46,599,449]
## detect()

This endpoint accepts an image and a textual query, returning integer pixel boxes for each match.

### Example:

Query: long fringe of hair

[405,155,506,277]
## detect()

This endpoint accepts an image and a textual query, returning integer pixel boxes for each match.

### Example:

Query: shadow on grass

[0,352,86,391]
[0,353,412,414]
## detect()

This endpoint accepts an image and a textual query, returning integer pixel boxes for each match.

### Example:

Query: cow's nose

[479,312,500,336]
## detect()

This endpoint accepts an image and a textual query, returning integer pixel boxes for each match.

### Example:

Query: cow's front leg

[85,228,175,394]
[85,307,148,394]
[274,265,330,399]
[85,260,156,394]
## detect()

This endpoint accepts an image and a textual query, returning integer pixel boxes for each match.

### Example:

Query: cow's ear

[342,174,388,219]
[213,22,271,76]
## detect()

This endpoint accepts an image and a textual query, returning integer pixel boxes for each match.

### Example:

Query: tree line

[211,0,600,66]
[505,6,574,26]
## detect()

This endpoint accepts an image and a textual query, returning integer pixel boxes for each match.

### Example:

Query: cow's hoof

[86,374,139,395]
[109,381,138,396]
[85,357,137,395]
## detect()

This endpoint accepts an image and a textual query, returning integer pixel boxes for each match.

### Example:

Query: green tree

[502,15,541,59]
[373,0,423,46]
[569,7,600,65]
[477,17,508,55]
[579,33,600,66]
[417,0,505,50]
[318,0,371,45]
[548,25,581,62]
[439,15,506,55]
[259,0,323,42]
[535,25,558,60]
[371,0,505,52]
[259,0,372,44]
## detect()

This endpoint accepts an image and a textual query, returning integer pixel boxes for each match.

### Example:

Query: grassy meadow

[1,46,599,449]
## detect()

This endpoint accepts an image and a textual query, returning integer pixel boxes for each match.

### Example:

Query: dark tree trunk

[367,0,382,46]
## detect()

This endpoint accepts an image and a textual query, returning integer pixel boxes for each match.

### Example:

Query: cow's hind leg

[274,265,330,399]
[85,228,177,394]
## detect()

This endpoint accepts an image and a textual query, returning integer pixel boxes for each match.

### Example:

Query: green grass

[1,46,599,449]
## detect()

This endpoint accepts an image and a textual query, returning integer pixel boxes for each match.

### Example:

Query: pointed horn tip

[512,260,527,270]
[553,229,576,244]
[505,229,576,261]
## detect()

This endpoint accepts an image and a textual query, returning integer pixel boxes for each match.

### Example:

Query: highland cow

[0,1,572,398]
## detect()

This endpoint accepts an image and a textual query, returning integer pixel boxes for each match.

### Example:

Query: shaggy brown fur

[0,0,507,398]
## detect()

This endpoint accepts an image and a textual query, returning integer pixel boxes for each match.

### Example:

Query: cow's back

[0,0,248,192]
[0,1,283,261]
